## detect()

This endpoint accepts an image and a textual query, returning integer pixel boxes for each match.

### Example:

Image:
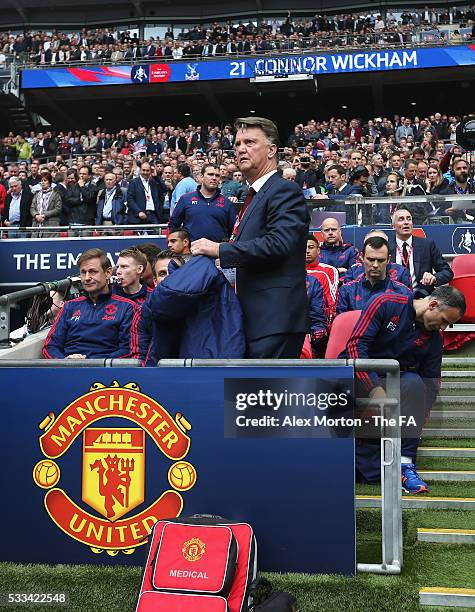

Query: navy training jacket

[43,292,140,359]
[341,292,442,406]
[319,242,359,270]
[139,255,245,365]
[336,276,412,315]
[344,262,412,288]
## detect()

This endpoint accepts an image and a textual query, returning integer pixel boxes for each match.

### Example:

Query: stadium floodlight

[250,73,314,83]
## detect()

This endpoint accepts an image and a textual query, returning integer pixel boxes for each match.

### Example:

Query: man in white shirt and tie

[390,208,453,296]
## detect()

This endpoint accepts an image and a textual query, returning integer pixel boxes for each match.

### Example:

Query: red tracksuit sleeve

[42,306,68,359]
[109,302,140,359]
[346,295,389,391]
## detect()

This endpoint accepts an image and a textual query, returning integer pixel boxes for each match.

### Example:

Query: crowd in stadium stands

[0,111,473,231]
[1,6,475,65]
[1,111,466,496]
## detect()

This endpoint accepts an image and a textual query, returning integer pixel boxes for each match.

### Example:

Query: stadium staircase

[0,92,34,133]
[356,353,475,609]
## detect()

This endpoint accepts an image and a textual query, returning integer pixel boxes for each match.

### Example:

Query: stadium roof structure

[0,0,464,29]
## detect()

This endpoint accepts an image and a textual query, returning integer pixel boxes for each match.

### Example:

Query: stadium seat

[412,228,427,238]
[325,310,362,358]
[450,275,475,323]
[452,254,475,277]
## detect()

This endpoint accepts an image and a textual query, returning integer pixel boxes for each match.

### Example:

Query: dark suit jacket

[389,235,453,292]
[2,189,33,227]
[126,176,166,223]
[167,136,187,153]
[219,172,309,341]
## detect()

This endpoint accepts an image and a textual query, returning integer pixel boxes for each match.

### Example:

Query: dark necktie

[402,242,410,269]
[231,187,255,240]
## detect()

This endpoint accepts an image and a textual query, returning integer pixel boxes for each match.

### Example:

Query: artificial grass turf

[356,480,475,498]
[2,545,475,612]
[426,419,475,429]
[416,456,475,470]
[421,438,475,448]
[356,508,475,540]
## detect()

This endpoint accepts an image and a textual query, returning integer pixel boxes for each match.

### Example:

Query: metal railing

[14,28,470,71]
[0,223,167,238]
[0,278,76,348]
[161,357,403,574]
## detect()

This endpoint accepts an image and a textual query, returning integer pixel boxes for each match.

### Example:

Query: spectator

[76,165,98,225]
[43,248,140,359]
[30,171,62,237]
[81,129,98,153]
[219,163,244,202]
[425,165,451,196]
[169,163,236,242]
[169,162,198,214]
[1,176,33,236]
[282,167,297,181]
[96,171,127,227]
[445,158,474,223]
[126,161,166,225]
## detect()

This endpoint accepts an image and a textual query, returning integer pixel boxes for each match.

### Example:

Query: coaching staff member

[191,116,309,358]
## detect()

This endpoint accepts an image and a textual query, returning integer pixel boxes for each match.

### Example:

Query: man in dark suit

[314,163,363,224]
[167,129,187,154]
[389,208,453,296]
[126,161,167,225]
[1,176,33,236]
[191,116,309,358]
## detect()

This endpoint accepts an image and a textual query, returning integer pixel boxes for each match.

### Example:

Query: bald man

[318,217,358,275]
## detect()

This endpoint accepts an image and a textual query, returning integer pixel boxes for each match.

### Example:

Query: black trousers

[246,333,306,359]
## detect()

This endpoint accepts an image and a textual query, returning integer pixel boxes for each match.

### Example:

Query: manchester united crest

[182,538,206,562]
[32,381,197,556]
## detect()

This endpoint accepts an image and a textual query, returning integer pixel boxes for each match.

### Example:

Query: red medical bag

[136,516,257,612]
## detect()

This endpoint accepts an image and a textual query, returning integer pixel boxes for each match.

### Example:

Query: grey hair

[431,285,466,317]
[234,116,280,148]
[8,176,21,186]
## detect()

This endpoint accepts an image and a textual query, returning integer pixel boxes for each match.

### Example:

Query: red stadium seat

[325,310,362,358]
[450,275,475,323]
[412,228,427,238]
[452,254,475,277]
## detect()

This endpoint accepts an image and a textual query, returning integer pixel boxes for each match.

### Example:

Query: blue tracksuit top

[306,274,328,340]
[344,262,412,288]
[336,275,412,315]
[341,292,442,403]
[112,282,152,305]
[319,242,359,270]
[43,291,140,359]
[168,187,237,242]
